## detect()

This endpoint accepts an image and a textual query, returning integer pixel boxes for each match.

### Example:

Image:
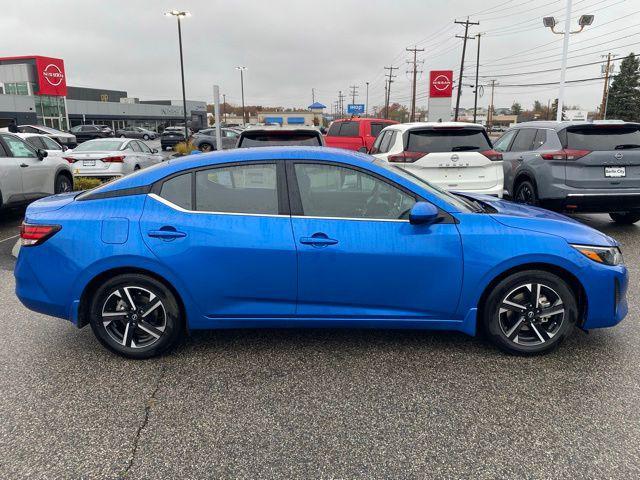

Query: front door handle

[300,233,338,247]
[148,228,186,240]
[20,163,29,168]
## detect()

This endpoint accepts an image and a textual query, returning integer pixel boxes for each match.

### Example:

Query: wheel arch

[512,170,537,195]
[476,262,587,328]
[77,266,188,331]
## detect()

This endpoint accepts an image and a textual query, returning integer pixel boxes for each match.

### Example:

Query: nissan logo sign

[432,74,452,91]
[42,63,64,87]
[614,152,624,160]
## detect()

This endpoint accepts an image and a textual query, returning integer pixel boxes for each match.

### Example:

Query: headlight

[572,244,623,266]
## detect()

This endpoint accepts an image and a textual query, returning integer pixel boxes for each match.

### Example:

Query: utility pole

[600,53,615,119]
[473,33,481,124]
[384,65,398,119]
[312,88,315,104]
[454,17,479,121]
[338,90,346,118]
[349,85,359,104]
[487,79,497,131]
[236,66,247,125]
[365,81,369,117]
[406,46,425,122]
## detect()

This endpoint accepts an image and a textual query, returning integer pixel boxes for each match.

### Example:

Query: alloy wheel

[101,286,167,349]
[200,143,213,152]
[498,282,565,347]
[515,183,535,204]
[56,175,73,194]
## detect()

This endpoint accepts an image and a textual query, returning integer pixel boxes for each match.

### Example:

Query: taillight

[62,156,76,164]
[20,223,61,247]
[388,151,425,163]
[541,149,590,161]
[480,149,502,161]
[101,155,125,163]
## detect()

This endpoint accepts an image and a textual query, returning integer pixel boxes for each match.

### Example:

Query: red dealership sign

[429,70,453,98]
[34,56,67,96]
[0,56,67,96]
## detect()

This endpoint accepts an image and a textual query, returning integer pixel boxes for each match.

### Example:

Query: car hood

[460,193,618,247]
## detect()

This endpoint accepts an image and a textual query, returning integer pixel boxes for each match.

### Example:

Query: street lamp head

[543,16,556,28]
[164,10,190,17]
[579,14,594,26]
[236,66,247,71]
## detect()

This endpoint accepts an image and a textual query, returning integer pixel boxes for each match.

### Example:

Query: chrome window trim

[149,193,410,222]
[148,193,287,218]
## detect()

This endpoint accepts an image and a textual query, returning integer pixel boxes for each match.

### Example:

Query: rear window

[565,125,640,151]
[238,132,321,148]
[406,128,490,153]
[73,140,125,152]
[327,121,359,137]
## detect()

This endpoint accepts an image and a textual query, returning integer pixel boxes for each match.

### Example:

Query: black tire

[609,212,640,224]
[120,134,126,138]
[199,142,214,152]
[88,274,183,359]
[54,173,73,194]
[482,270,577,355]
[143,134,149,141]
[513,179,539,206]
[134,165,141,171]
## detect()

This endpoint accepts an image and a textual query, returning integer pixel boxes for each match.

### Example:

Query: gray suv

[494,120,640,224]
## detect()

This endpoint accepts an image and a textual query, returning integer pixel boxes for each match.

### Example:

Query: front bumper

[581,262,628,329]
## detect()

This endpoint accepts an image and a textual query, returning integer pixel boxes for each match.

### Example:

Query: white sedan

[370,122,504,198]
[64,138,163,180]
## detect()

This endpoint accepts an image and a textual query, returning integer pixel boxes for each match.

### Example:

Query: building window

[3,82,29,95]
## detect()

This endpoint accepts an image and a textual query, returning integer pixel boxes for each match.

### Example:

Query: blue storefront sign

[347,104,365,114]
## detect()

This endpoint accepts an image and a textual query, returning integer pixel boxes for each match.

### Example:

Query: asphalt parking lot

[0,211,638,479]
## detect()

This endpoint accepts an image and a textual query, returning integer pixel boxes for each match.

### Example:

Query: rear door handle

[20,163,29,168]
[148,229,186,240]
[300,235,338,246]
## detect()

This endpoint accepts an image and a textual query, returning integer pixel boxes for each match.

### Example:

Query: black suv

[69,124,113,143]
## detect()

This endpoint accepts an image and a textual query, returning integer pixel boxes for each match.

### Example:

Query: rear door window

[564,125,640,151]
[533,129,547,150]
[41,136,63,150]
[493,130,517,152]
[379,131,396,154]
[510,129,537,152]
[339,121,359,137]
[406,128,490,153]
[161,173,192,210]
[370,122,385,137]
[195,163,278,214]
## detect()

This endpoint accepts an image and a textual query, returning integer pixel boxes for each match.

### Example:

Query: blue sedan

[15,147,628,358]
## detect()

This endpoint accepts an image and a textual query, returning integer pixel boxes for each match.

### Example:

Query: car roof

[510,120,640,130]
[92,147,372,192]
[384,121,486,132]
[11,132,48,140]
[241,126,320,133]
[331,117,394,123]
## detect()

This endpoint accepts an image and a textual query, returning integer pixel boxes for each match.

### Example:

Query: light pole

[236,66,247,125]
[164,10,191,141]
[365,81,369,117]
[543,2,594,121]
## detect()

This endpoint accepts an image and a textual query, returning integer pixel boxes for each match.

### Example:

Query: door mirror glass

[409,202,439,225]
[37,149,48,160]
[152,148,158,154]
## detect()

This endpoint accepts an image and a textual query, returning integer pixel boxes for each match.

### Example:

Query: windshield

[373,158,473,212]
[565,125,640,151]
[238,132,322,147]
[407,128,491,153]
[72,140,125,152]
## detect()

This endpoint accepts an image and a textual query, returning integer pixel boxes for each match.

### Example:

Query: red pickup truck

[325,118,398,151]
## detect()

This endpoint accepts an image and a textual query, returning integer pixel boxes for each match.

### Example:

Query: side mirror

[37,149,48,160]
[62,145,68,152]
[409,202,439,226]
[358,146,368,153]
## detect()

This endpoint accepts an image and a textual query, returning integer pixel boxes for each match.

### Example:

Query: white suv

[0,133,73,208]
[370,122,504,197]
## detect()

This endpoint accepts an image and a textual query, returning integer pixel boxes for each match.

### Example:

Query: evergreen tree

[606,53,640,121]
[511,102,522,115]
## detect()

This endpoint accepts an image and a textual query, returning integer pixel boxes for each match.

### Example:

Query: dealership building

[0,55,207,132]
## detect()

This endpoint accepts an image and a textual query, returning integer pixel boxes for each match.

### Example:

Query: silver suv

[494,121,640,224]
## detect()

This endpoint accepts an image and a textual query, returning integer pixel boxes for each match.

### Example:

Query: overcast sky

[1,0,636,112]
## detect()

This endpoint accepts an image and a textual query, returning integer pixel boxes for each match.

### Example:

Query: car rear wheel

[199,143,214,152]
[514,180,538,206]
[483,270,577,355]
[88,274,183,359]
[54,173,73,194]
[143,134,149,140]
[609,212,640,225]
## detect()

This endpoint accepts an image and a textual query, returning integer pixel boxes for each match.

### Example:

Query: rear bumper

[542,188,640,213]
[447,183,504,198]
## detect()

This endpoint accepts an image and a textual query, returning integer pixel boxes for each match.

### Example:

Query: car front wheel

[88,274,183,359]
[199,143,214,152]
[609,212,640,224]
[483,270,577,355]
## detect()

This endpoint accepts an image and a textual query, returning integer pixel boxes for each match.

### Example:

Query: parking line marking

[0,234,19,243]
